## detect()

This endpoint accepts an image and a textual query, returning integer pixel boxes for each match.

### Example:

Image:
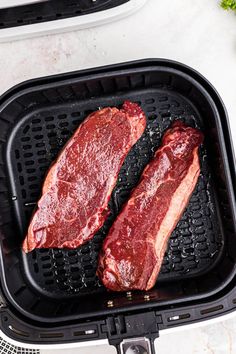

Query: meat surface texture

[23,101,146,253]
[98,121,204,291]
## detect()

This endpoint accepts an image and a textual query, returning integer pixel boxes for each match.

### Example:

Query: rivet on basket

[107,300,114,308]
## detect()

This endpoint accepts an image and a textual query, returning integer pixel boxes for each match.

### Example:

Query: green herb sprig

[221,0,236,11]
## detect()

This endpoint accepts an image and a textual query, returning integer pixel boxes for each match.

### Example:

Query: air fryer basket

[0,60,235,351]
[0,0,129,29]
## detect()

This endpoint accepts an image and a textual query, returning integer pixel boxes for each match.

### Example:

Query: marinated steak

[23,101,146,253]
[98,121,203,291]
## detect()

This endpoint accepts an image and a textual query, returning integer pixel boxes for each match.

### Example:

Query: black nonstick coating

[11,90,222,297]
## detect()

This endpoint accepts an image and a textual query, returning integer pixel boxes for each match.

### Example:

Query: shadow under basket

[0,59,235,348]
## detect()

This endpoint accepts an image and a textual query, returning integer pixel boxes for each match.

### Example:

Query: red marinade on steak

[98,121,204,291]
[22,101,146,253]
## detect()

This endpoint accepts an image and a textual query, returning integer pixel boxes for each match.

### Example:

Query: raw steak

[23,101,146,253]
[98,121,203,291]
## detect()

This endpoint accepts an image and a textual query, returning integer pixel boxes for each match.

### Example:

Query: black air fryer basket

[0,0,129,29]
[0,0,139,42]
[0,59,235,354]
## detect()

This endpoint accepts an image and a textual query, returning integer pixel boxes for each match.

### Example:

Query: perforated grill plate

[0,338,40,354]
[17,347,40,354]
[8,88,223,298]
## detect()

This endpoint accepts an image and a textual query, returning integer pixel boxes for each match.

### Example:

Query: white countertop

[0,0,236,353]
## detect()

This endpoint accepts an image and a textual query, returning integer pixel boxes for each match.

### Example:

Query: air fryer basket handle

[115,337,156,354]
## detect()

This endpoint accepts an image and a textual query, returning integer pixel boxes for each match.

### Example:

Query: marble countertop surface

[0,0,236,353]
